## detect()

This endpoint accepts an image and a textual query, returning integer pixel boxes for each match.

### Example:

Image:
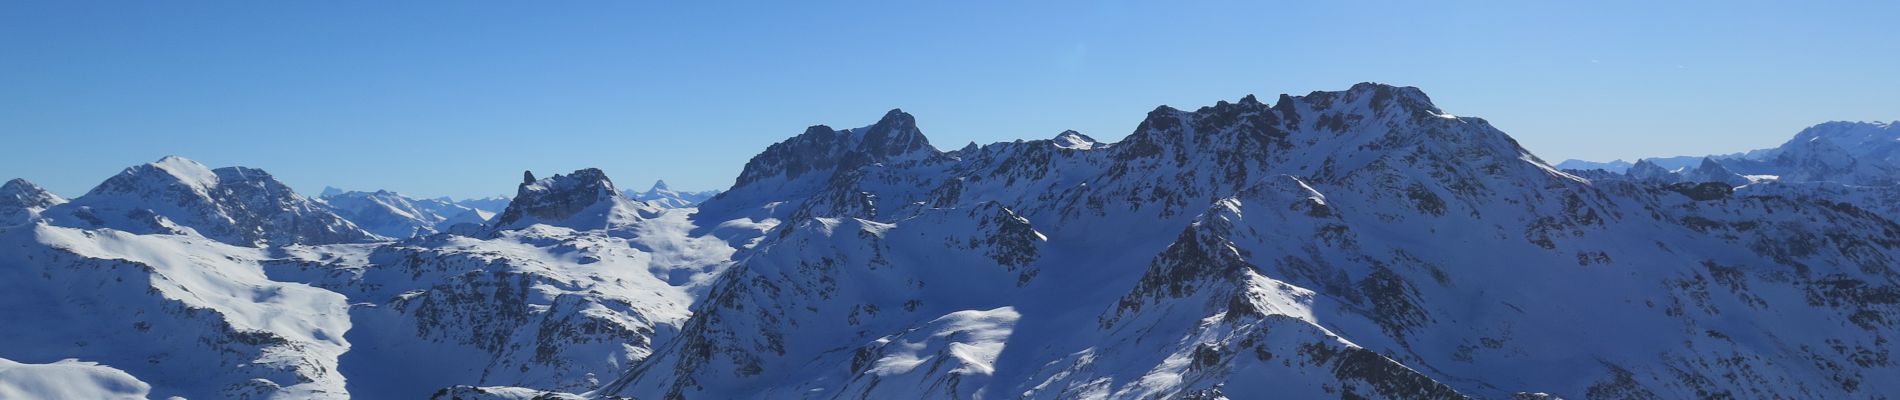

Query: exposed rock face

[0,178,65,225]
[490,168,655,232]
[42,156,376,247]
[731,108,935,188]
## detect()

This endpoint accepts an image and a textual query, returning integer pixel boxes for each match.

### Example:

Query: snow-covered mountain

[624,180,720,209]
[608,83,1900,399]
[38,156,378,247]
[0,178,65,225]
[265,168,736,399]
[1567,121,1900,187]
[4,83,1900,399]
[322,189,493,238]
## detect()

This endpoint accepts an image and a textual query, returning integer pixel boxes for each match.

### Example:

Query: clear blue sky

[4,1,1896,199]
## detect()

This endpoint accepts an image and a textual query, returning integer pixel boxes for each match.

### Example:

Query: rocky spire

[491,168,650,231]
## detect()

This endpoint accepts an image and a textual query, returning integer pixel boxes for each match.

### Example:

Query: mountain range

[3,83,1898,399]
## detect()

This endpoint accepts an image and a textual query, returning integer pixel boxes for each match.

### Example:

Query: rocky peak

[492,168,649,231]
[1,178,65,209]
[730,109,938,188]
[50,156,377,246]
[858,108,933,157]
[649,180,670,191]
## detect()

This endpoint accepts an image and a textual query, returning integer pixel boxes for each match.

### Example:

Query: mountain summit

[40,156,375,246]
[0,178,66,224]
[491,168,655,231]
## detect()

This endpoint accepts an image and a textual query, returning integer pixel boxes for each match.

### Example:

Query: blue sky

[4,1,1896,199]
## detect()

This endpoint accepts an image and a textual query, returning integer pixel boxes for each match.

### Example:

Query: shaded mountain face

[609,83,1900,399]
[39,156,376,247]
[490,168,657,232]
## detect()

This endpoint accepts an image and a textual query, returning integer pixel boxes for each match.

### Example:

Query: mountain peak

[55,158,376,246]
[1,178,65,210]
[730,109,939,188]
[492,168,649,231]
[650,179,670,191]
[859,108,931,157]
[1052,130,1099,150]
[134,155,220,193]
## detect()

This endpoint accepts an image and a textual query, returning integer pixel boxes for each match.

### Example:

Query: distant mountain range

[3,84,1898,399]
[1558,121,1899,186]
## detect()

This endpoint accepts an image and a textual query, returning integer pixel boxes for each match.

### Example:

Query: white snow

[0,358,151,400]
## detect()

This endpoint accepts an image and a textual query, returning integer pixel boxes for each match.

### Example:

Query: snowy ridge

[0,178,65,225]
[0,358,150,400]
[609,83,1900,399]
[41,156,378,247]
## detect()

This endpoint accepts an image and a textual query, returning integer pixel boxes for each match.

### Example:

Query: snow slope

[0,224,353,399]
[0,358,150,400]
